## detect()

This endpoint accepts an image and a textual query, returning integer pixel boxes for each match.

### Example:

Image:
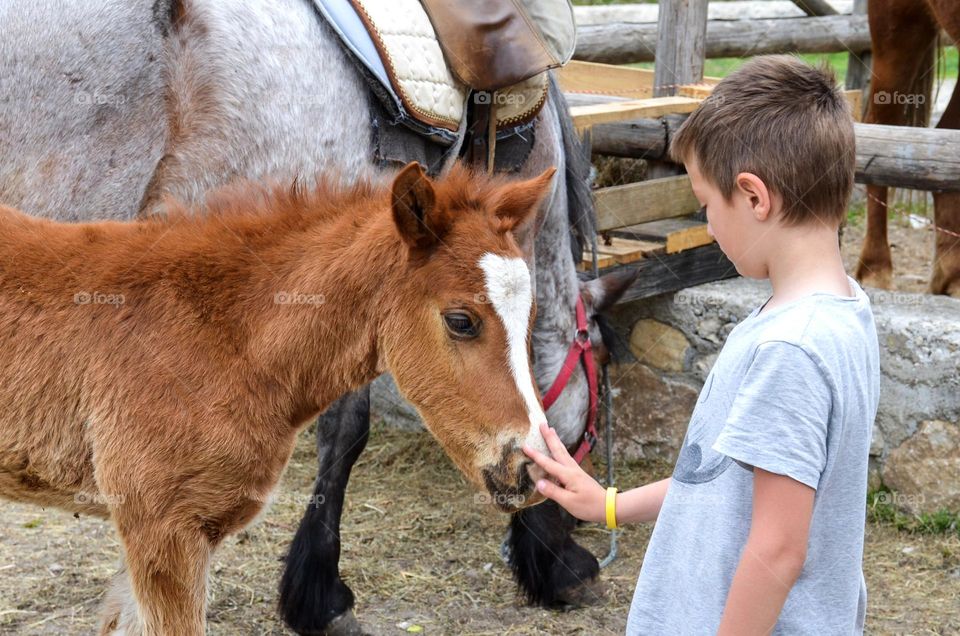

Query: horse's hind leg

[856,0,938,288]
[931,80,960,296]
[507,498,602,609]
[279,386,371,636]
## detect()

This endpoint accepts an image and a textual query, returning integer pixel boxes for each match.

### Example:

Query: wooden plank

[580,238,665,271]
[557,61,654,98]
[667,224,712,253]
[579,252,618,271]
[654,0,708,97]
[594,175,701,231]
[571,96,701,129]
[614,218,714,253]
[597,237,665,262]
[578,243,739,304]
[574,15,870,65]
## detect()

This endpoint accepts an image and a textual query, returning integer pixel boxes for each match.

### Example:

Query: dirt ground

[840,196,941,295]
[2,419,958,636]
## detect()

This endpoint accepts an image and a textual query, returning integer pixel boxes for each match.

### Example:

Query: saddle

[313,0,575,167]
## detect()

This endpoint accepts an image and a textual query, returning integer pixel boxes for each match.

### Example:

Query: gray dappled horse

[0,0,634,633]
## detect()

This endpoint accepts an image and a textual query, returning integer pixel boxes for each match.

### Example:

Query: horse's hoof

[855,262,892,290]
[554,576,606,609]
[324,609,371,636]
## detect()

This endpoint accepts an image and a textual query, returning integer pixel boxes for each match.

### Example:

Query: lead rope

[589,231,619,569]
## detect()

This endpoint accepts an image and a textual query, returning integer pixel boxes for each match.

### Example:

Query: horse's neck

[532,183,580,359]
[239,197,399,422]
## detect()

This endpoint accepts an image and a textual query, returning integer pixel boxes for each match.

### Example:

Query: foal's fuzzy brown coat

[0,162,554,634]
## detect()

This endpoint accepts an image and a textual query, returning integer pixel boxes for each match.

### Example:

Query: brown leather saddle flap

[421,0,570,92]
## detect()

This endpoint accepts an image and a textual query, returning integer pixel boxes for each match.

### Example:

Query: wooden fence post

[845,0,872,113]
[653,0,709,97]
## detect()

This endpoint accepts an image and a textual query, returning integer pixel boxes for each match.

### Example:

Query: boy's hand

[523,422,606,524]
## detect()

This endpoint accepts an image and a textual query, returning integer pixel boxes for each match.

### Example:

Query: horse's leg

[279,386,371,636]
[115,523,211,636]
[931,80,960,296]
[856,0,937,288]
[507,498,602,609]
[506,451,602,608]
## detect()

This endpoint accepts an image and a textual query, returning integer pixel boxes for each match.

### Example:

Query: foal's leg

[99,563,144,635]
[279,386,371,636]
[116,522,212,636]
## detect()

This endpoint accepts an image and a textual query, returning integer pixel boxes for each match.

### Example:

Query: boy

[524,55,881,634]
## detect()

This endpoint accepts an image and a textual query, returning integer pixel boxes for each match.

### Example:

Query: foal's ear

[495,167,557,232]
[391,162,448,250]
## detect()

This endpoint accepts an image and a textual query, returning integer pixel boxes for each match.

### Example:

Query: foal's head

[382,162,555,512]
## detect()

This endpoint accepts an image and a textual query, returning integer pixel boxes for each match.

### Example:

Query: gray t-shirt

[627,276,880,635]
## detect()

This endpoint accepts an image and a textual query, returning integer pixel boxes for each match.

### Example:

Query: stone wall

[606,277,960,514]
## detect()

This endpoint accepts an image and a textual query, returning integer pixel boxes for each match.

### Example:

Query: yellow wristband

[605,486,619,530]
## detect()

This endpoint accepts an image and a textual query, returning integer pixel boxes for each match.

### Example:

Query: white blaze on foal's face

[478,253,549,455]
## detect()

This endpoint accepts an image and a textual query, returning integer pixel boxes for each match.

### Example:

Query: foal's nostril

[523,459,546,489]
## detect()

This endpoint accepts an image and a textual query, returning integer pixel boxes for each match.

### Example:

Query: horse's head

[381,162,555,512]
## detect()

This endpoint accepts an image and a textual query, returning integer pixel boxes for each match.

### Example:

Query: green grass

[868,487,960,539]
[631,47,959,83]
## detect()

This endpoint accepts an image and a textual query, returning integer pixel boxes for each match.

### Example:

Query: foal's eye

[443,312,481,339]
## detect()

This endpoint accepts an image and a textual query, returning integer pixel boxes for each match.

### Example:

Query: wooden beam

[594,175,701,231]
[570,96,702,129]
[791,0,839,16]
[572,1,854,25]
[587,117,960,193]
[579,243,739,304]
[574,15,870,65]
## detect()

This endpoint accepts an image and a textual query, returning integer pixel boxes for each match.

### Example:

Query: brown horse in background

[856,0,960,296]
[0,161,555,635]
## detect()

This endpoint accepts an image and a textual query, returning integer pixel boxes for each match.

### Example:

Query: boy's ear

[391,162,451,249]
[735,172,772,221]
[495,167,557,256]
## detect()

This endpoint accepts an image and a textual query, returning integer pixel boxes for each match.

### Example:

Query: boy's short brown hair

[670,55,855,227]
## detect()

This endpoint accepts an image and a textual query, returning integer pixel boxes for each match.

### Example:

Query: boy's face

[686,156,774,279]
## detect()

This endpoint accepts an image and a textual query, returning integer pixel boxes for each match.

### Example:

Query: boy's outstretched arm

[523,423,670,525]
[717,468,815,635]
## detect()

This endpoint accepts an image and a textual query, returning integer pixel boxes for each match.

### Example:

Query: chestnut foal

[0,161,555,635]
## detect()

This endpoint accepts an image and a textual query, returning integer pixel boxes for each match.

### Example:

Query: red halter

[540,295,599,465]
